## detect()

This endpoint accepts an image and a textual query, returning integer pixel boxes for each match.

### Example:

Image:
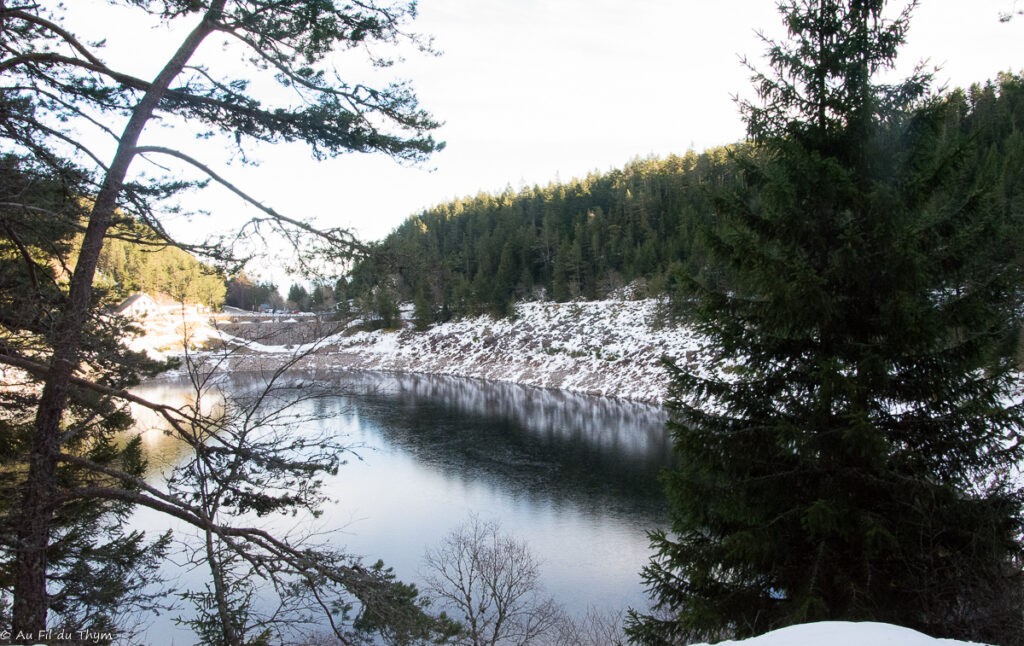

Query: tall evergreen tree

[0,158,172,637]
[629,2,1024,644]
[0,0,443,638]
[287,282,311,311]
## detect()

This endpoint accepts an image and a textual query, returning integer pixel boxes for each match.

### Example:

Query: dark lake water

[129,371,671,643]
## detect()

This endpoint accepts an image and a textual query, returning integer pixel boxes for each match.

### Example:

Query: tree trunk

[205,525,241,646]
[9,6,223,632]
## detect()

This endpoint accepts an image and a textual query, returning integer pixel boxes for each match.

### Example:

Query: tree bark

[9,3,225,632]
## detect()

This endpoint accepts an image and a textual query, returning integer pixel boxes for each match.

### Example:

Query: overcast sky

[65,1,1021,278]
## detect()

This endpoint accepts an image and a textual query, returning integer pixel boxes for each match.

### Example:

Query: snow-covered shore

[141,299,702,404]
[309,299,700,404]
[691,622,989,646]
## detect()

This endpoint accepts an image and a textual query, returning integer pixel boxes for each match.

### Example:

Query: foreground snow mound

[694,622,989,646]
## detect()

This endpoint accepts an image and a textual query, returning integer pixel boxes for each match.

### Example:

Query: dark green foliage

[287,282,311,310]
[413,285,434,330]
[225,273,283,311]
[0,155,82,339]
[373,284,401,328]
[95,222,227,307]
[308,282,334,311]
[2,0,445,638]
[347,149,739,318]
[628,2,1024,644]
[0,159,172,635]
[352,560,462,644]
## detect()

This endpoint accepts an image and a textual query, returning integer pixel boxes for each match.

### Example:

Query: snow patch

[138,299,704,403]
[692,622,990,646]
[307,299,702,403]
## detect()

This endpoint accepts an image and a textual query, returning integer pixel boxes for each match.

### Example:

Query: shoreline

[140,299,702,405]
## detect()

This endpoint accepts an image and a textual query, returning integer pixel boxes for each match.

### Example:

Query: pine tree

[286,283,310,311]
[413,284,434,330]
[490,242,519,317]
[1,0,442,637]
[629,2,1024,644]
[0,159,171,635]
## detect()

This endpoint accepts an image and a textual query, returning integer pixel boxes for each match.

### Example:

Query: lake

[129,371,672,643]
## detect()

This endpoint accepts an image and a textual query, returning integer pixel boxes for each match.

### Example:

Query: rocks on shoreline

[147,299,702,405]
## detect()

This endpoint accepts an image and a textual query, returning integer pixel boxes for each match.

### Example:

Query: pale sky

[62,1,1022,278]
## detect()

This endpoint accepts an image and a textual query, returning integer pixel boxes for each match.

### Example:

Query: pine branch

[131,144,369,255]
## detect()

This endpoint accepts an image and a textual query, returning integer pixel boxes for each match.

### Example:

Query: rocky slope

[140,299,702,404]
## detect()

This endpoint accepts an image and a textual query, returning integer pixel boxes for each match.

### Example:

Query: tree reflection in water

[131,370,671,629]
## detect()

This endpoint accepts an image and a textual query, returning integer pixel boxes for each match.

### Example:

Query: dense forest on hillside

[344,72,1024,325]
[0,189,226,311]
[344,146,737,322]
[94,221,226,308]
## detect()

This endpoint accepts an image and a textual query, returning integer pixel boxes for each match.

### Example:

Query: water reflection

[128,380,202,475]
[326,372,671,517]
[131,370,671,639]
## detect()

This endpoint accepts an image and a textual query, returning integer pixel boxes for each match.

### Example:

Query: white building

[114,293,160,319]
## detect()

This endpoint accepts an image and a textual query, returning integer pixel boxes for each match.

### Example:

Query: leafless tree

[165,325,344,643]
[1000,0,1022,21]
[0,312,453,644]
[552,607,627,646]
[421,515,563,646]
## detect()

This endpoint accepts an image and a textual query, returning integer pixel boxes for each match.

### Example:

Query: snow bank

[141,299,703,404]
[314,299,701,403]
[693,622,989,646]
[329,300,697,402]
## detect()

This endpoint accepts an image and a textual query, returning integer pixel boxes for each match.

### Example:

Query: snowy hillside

[309,299,702,403]
[145,299,702,404]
